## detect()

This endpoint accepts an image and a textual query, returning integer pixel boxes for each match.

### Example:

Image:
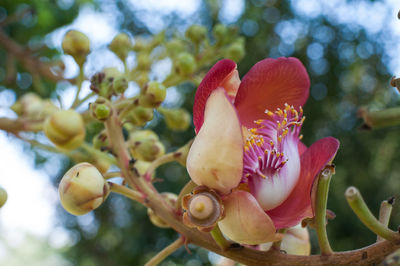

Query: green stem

[81,143,117,165]
[108,182,144,204]
[315,165,335,255]
[104,171,122,179]
[144,152,176,181]
[71,66,85,108]
[345,186,398,241]
[210,225,231,251]
[144,237,184,266]
[377,198,394,242]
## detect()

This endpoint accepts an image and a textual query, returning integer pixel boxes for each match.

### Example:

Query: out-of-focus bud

[135,72,149,89]
[124,106,154,126]
[113,76,128,94]
[147,192,177,228]
[44,109,85,151]
[90,68,123,98]
[225,39,245,62]
[0,187,7,208]
[150,31,165,48]
[139,81,166,108]
[90,97,112,121]
[182,186,224,232]
[185,25,207,44]
[132,37,148,52]
[109,33,132,62]
[213,24,228,45]
[259,225,311,255]
[158,107,191,131]
[133,160,152,177]
[136,53,151,71]
[165,39,185,57]
[92,131,109,150]
[62,30,90,67]
[59,162,109,216]
[358,107,400,129]
[176,53,196,76]
[11,93,58,119]
[129,130,165,162]
[92,157,111,175]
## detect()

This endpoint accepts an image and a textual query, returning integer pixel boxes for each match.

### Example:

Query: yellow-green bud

[59,162,109,216]
[62,30,90,67]
[165,39,185,57]
[225,40,245,62]
[11,93,58,119]
[133,37,148,52]
[92,131,109,150]
[135,73,149,89]
[159,107,191,131]
[44,109,85,151]
[0,187,7,208]
[147,192,177,228]
[213,24,228,45]
[125,106,154,126]
[133,160,153,177]
[113,76,128,94]
[139,81,166,108]
[185,25,207,44]
[130,130,159,143]
[176,53,196,76]
[129,130,165,162]
[90,98,112,121]
[109,33,132,61]
[137,53,151,71]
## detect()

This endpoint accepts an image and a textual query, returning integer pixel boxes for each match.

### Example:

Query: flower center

[243,103,304,182]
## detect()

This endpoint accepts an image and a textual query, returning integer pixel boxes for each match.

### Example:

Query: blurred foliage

[1,0,400,265]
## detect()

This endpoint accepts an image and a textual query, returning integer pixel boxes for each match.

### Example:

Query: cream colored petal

[218,191,282,245]
[187,88,243,194]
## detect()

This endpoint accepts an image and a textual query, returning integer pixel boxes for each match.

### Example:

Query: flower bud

[136,53,151,71]
[213,24,228,45]
[158,107,191,131]
[139,81,166,108]
[135,72,149,89]
[112,76,128,94]
[182,186,224,232]
[129,130,165,162]
[165,39,185,57]
[176,53,196,76]
[0,187,7,208]
[90,98,112,121]
[185,25,207,44]
[147,192,177,228]
[59,163,109,216]
[133,37,148,52]
[62,30,90,67]
[44,109,85,151]
[225,40,245,62]
[133,160,152,177]
[11,93,58,119]
[92,131,109,150]
[109,33,132,62]
[124,106,154,126]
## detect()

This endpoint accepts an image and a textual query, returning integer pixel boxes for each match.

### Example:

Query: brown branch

[0,117,42,134]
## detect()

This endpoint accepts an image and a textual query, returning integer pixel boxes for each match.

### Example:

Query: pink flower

[186,57,339,245]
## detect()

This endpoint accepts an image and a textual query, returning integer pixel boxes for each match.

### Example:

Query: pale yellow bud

[44,110,85,151]
[62,30,90,67]
[59,163,109,216]
[109,33,132,61]
[158,107,191,131]
[139,81,166,108]
[11,93,58,119]
[129,130,165,162]
[147,192,177,228]
[0,187,7,208]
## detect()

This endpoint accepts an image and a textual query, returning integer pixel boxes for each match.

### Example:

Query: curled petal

[218,191,282,245]
[193,59,238,133]
[234,57,310,128]
[187,88,243,194]
[266,137,340,229]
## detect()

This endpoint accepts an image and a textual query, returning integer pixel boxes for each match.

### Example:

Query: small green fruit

[62,30,90,67]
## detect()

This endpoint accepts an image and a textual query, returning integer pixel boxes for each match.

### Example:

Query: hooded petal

[187,88,243,194]
[193,59,238,133]
[234,57,310,128]
[218,191,282,245]
[266,137,340,229]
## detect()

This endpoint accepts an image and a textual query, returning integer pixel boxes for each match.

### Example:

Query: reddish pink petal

[193,59,237,133]
[234,57,310,128]
[298,141,307,156]
[218,191,282,245]
[266,137,339,229]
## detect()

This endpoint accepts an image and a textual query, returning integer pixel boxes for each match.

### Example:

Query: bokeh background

[1,0,400,265]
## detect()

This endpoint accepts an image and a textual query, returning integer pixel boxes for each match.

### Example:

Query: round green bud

[125,106,154,126]
[129,130,165,162]
[225,40,245,62]
[62,30,90,67]
[109,33,132,61]
[213,24,228,45]
[112,76,128,94]
[92,131,109,150]
[159,108,191,131]
[129,130,159,143]
[133,160,153,177]
[165,39,185,57]
[0,187,7,208]
[11,93,58,119]
[135,73,149,89]
[137,53,151,71]
[59,162,109,216]
[44,109,85,151]
[91,103,111,121]
[185,25,207,44]
[147,192,177,228]
[176,53,196,76]
[133,37,148,52]
[139,81,166,108]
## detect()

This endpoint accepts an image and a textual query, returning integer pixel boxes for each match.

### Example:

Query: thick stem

[270,228,287,252]
[108,182,144,204]
[144,237,184,266]
[345,186,398,241]
[144,152,176,181]
[377,198,394,242]
[315,165,335,255]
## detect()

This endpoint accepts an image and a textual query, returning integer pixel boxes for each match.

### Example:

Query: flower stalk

[377,197,395,242]
[144,237,185,266]
[108,182,144,204]
[210,225,231,250]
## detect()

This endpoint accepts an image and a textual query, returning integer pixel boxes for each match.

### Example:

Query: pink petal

[218,191,282,245]
[298,141,307,156]
[193,59,238,133]
[234,57,310,128]
[187,88,243,194]
[266,137,340,229]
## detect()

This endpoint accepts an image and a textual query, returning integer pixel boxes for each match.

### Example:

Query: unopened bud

[129,130,165,162]
[109,33,132,61]
[125,106,154,126]
[176,53,196,76]
[147,192,177,228]
[133,160,152,177]
[225,40,245,62]
[90,98,112,121]
[133,37,148,52]
[213,24,228,45]
[158,107,191,131]
[165,39,185,57]
[0,187,7,208]
[135,73,149,89]
[59,163,109,216]
[44,110,85,151]
[62,30,90,67]
[113,76,128,94]
[358,107,400,129]
[92,131,109,150]
[11,93,58,119]
[136,53,151,71]
[139,81,166,108]
[185,25,207,44]
[90,68,122,98]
